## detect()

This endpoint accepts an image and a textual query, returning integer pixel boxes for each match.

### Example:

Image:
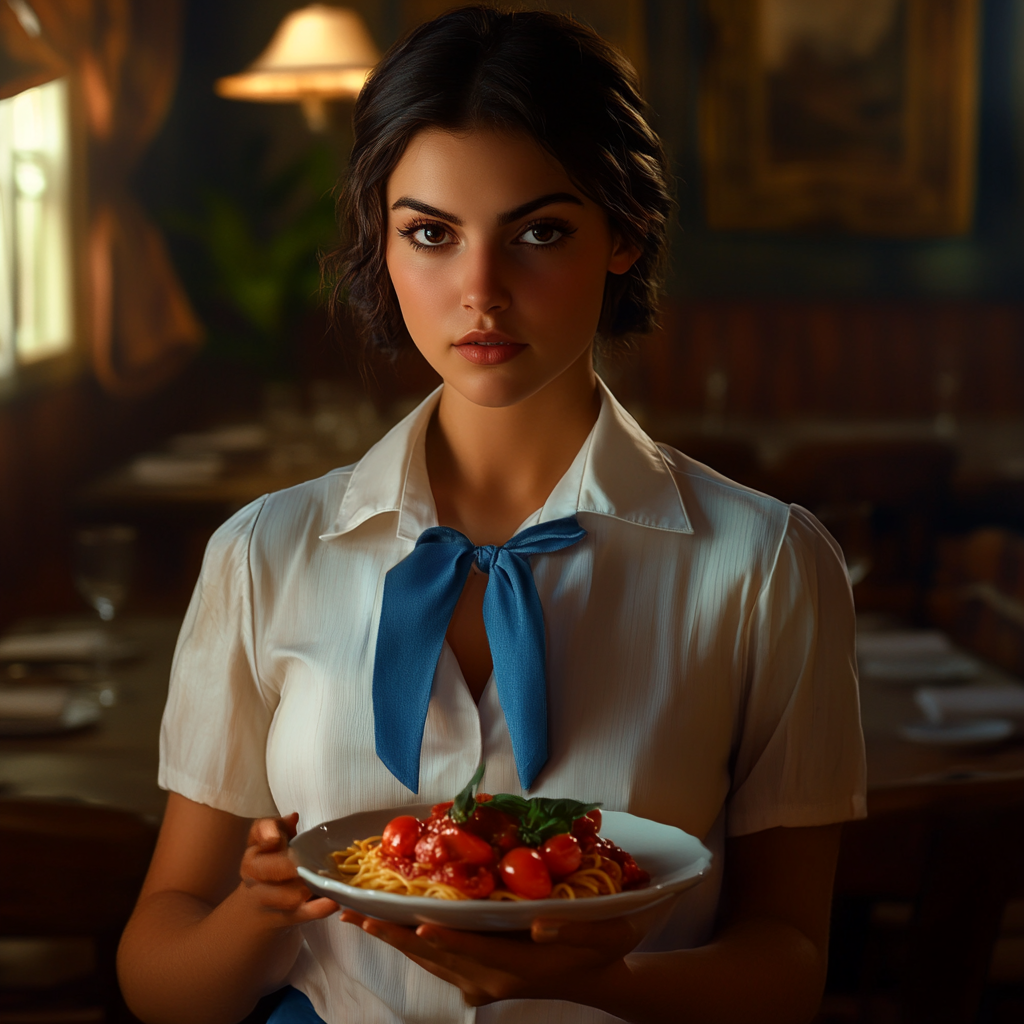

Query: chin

[443,368,553,410]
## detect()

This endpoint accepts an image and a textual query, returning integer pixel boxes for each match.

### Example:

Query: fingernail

[534,924,559,940]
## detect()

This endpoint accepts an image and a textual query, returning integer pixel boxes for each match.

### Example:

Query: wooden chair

[824,780,1024,1023]
[0,799,158,1023]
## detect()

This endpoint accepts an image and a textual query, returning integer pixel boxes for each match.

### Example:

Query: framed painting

[700,0,980,235]
[398,1,647,79]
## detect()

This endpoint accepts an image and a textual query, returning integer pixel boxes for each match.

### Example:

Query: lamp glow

[215,5,380,130]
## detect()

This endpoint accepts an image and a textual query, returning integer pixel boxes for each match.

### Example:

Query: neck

[426,354,600,545]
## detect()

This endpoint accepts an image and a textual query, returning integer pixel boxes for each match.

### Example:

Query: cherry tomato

[498,846,553,899]
[595,836,650,889]
[461,804,521,853]
[571,808,602,839]
[381,815,421,858]
[538,833,582,879]
[431,861,496,899]
[414,826,494,866]
[430,800,454,820]
[440,826,495,866]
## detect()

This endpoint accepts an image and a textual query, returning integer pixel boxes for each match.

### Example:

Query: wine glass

[74,525,136,706]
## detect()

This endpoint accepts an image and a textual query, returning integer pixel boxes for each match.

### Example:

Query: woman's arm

[117,792,338,1024]
[342,822,842,1024]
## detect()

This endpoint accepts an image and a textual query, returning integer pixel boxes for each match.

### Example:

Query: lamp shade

[215,5,380,105]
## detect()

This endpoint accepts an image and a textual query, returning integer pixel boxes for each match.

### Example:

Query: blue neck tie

[372,515,587,793]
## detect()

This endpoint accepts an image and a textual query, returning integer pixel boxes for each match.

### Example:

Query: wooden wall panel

[627,301,1024,419]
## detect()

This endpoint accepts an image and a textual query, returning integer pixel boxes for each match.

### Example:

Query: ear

[607,236,641,276]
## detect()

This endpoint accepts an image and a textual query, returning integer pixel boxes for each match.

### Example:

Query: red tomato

[381,815,421,859]
[595,836,650,889]
[498,847,553,899]
[414,826,494,867]
[440,826,495,866]
[414,832,446,865]
[431,861,497,899]
[538,833,582,879]
[571,808,602,840]
[430,800,454,819]
[461,804,521,853]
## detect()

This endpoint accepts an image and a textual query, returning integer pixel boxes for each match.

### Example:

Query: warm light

[215,5,380,131]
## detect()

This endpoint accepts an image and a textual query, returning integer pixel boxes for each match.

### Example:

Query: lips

[454,330,526,366]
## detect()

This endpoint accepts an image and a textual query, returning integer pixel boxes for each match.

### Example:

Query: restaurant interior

[1,0,1023,1021]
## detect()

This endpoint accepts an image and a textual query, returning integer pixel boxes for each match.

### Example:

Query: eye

[399,221,454,249]
[515,221,574,247]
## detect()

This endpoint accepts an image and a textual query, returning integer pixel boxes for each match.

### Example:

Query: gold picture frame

[700,0,981,236]
[398,1,647,80]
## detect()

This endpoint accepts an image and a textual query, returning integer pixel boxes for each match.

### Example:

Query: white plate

[291,805,712,931]
[899,718,1015,747]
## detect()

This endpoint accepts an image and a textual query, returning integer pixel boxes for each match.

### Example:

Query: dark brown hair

[323,5,673,359]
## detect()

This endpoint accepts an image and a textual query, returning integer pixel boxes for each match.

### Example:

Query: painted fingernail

[534,924,559,940]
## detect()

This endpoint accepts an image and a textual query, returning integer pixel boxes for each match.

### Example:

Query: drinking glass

[74,525,136,706]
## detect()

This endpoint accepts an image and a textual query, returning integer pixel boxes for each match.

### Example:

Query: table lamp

[214,4,380,131]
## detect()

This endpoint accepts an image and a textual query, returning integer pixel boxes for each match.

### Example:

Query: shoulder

[206,465,358,568]
[657,442,792,557]
[655,443,848,595]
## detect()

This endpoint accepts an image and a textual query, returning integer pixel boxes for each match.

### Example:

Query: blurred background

[1,2,1024,1022]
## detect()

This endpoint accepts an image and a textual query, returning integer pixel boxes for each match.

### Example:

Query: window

[0,77,74,381]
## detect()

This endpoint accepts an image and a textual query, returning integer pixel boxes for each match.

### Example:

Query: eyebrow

[389,191,584,227]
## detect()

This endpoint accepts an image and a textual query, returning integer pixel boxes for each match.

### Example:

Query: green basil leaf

[449,763,486,824]
[483,793,531,818]
[471,792,602,846]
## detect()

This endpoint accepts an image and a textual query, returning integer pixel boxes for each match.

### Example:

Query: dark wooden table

[3,616,1022,1021]
[0,617,178,821]
[3,614,1024,815]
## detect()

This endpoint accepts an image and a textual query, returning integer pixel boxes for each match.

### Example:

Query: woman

[118,8,865,1024]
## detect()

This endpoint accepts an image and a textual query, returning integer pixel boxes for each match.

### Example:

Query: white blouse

[160,380,866,1024]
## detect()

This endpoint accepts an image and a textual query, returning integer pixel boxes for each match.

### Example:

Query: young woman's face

[385,128,638,409]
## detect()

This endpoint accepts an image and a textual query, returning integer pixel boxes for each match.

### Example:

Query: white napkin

[130,453,224,486]
[856,630,981,682]
[915,685,1024,724]
[0,629,139,662]
[169,424,268,454]
[0,686,102,736]
[0,686,69,719]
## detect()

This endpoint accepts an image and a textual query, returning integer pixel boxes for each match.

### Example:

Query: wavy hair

[323,5,673,359]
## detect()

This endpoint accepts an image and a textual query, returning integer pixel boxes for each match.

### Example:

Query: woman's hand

[240,813,339,926]
[340,909,643,1006]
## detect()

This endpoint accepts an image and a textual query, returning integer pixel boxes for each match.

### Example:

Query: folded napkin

[0,686,70,718]
[0,686,101,736]
[169,424,268,454]
[0,629,139,662]
[857,630,980,683]
[130,453,224,486]
[915,685,1024,724]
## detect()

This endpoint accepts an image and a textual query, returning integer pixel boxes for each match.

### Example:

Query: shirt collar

[319,378,692,543]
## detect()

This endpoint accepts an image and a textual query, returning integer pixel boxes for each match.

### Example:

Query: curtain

[0,0,202,396]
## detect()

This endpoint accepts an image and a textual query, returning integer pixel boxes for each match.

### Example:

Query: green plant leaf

[477,793,601,845]
[449,763,486,824]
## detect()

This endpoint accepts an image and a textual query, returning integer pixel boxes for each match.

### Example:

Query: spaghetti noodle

[328,769,649,901]
[331,839,626,901]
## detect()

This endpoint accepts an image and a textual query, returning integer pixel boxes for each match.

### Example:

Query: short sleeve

[727,504,867,837]
[158,495,280,818]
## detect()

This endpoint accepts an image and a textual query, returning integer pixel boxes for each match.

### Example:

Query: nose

[460,245,511,315]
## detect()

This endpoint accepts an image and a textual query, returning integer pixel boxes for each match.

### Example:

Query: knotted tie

[372,515,587,793]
